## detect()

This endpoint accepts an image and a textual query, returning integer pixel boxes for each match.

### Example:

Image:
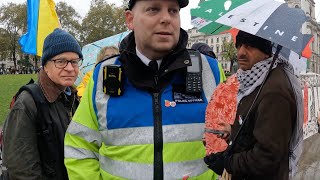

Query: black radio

[186,51,203,93]
[103,65,124,96]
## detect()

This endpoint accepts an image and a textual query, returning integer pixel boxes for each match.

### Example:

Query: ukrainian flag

[19,0,60,57]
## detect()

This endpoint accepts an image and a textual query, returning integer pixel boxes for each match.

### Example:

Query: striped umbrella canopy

[215,0,313,56]
[190,0,250,34]
[225,27,311,74]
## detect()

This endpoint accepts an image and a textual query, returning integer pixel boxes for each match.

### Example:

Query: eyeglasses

[50,58,83,69]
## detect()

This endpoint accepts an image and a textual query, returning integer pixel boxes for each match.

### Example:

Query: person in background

[204,31,303,180]
[191,42,217,59]
[64,0,225,179]
[191,42,226,82]
[76,46,119,98]
[2,28,82,180]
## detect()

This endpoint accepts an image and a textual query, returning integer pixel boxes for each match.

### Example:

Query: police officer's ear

[125,10,134,30]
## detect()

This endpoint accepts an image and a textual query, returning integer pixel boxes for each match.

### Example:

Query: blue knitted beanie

[41,28,83,66]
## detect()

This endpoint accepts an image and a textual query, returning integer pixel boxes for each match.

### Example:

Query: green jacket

[2,69,79,180]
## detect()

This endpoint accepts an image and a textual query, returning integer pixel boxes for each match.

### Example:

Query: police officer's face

[236,44,270,70]
[125,0,181,60]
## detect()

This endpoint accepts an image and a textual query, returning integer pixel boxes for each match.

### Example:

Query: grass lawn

[0,74,38,125]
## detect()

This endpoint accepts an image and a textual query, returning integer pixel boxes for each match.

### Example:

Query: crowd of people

[0,67,35,75]
[1,0,304,180]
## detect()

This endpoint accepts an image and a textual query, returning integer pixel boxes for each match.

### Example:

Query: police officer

[65,0,224,179]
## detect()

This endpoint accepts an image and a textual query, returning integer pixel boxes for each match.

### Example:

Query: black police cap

[128,0,189,10]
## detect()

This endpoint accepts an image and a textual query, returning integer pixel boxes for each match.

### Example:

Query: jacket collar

[118,29,191,91]
[119,28,190,64]
[38,68,70,103]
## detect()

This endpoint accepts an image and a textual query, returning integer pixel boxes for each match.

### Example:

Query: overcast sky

[1,0,319,30]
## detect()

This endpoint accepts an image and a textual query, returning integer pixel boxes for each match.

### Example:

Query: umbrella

[190,0,250,34]
[220,27,311,75]
[215,0,313,56]
[75,31,130,85]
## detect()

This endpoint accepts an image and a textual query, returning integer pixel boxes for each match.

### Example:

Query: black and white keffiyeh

[236,55,303,178]
[236,56,290,104]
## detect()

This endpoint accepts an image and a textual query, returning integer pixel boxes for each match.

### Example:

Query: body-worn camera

[103,65,124,96]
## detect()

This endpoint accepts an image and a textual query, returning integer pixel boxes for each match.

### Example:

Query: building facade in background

[187,28,233,72]
[285,0,320,73]
[187,0,320,74]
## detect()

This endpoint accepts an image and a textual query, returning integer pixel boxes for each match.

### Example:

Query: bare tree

[221,39,237,73]
[80,0,127,45]
[56,2,82,40]
[0,2,27,70]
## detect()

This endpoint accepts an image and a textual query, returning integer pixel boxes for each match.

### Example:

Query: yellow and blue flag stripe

[19,0,60,57]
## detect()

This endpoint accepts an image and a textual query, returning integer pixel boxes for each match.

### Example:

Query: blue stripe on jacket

[92,55,217,130]
[205,55,220,85]
[106,80,207,129]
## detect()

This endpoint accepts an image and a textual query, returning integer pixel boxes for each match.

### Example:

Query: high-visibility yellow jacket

[76,70,93,97]
[65,36,224,179]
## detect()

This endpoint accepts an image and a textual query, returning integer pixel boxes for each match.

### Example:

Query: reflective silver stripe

[164,159,208,179]
[67,121,102,147]
[99,155,209,179]
[102,123,204,146]
[201,54,216,102]
[95,58,117,130]
[64,145,99,160]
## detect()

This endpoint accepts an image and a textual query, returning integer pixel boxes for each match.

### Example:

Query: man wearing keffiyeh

[204,31,304,180]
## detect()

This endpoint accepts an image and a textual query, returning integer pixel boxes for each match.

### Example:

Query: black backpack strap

[19,83,48,129]
[19,83,57,177]
[9,79,34,109]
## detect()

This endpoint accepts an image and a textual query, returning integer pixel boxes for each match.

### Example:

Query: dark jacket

[2,69,79,180]
[119,29,192,92]
[225,66,296,180]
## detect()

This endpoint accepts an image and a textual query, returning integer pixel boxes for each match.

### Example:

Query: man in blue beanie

[3,28,82,180]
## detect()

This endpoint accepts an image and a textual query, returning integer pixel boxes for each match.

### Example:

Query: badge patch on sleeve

[172,84,204,103]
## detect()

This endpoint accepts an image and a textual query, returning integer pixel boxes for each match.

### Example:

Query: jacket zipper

[152,73,163,180]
